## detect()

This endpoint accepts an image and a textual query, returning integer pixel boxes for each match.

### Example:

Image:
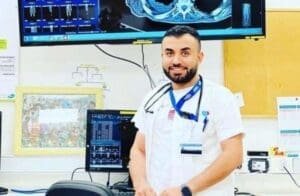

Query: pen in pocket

[202,117,208,132]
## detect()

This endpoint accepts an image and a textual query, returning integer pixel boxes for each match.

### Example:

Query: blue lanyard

[169,78,202,122]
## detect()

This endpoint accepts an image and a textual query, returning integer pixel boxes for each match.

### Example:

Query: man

[129,25,243,196]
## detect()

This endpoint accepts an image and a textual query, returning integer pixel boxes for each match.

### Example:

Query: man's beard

[163,66,198,84]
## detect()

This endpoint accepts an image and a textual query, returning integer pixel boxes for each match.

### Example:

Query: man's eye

[166,52,173,56]
[182,51,190,56]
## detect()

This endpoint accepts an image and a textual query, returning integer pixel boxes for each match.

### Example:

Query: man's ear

[198,51,204,63]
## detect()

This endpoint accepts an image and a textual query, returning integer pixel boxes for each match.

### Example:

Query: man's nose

[172,55,181,65]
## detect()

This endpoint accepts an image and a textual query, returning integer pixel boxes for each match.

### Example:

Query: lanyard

[169,77,203,122]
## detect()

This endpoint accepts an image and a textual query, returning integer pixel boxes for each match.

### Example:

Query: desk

[4,191,300,196]
[235,173,300,196]
[1,172,300,196]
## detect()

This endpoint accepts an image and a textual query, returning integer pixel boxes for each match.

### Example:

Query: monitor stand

[118,174,134,192]
[110,173,134,192]
[127,174,133,190]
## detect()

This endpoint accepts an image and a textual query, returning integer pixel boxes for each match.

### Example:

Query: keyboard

[112,190,135,196]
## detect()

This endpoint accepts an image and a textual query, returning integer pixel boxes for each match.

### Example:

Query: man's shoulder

[203,78,233,96]
[153,80,172,91]
[145,81,171,98]
[140,81,171,107]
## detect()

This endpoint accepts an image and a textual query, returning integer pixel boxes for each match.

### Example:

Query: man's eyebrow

[181,47,191,51]
[164,48,173,51]
[164,47,191,51]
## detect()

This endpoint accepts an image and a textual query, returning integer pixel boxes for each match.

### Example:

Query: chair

[46,180,114,196]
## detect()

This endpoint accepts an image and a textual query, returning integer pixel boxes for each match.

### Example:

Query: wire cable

[10,188,48,194]
[141,44,145,69]
[106,172,111,187]
[94,44,142,69]
[141,44,156,88]
[234,187,256,196]
[283,166,300,188]
[71,167,93,182]
[94,44,156,89]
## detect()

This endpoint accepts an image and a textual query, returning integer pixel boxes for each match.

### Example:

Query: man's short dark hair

[163,25,201,48]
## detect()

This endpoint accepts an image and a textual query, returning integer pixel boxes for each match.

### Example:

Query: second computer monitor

[85,109,137,173]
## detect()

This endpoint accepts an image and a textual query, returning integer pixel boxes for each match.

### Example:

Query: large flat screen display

[18,0,265,46]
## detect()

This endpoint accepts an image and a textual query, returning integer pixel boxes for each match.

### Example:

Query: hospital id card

[180,143,202,155]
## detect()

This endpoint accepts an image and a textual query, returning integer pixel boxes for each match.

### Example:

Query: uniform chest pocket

[177,119,205,154]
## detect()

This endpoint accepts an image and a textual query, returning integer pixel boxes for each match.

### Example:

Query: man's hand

[134,183,157,196]
[130,133,155,196]
[159,186,181,196]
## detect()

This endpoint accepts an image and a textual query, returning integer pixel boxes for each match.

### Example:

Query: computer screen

[18,0,266,46]
[85,109,137,173]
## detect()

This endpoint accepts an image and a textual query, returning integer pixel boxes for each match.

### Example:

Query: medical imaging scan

[125,0,231,24]
[100,0,234,32]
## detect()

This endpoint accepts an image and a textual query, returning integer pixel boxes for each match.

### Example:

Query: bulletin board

[224,10,300,117]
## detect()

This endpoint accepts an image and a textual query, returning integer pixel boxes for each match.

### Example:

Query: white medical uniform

[132,77,243,196]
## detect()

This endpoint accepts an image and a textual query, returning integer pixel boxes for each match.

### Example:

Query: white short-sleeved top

[132,77,243,196]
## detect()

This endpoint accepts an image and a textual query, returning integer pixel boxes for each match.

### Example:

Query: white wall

[1,0,300,194]
[266,0,300,9]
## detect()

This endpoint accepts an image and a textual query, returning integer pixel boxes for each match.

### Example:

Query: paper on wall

[277,97,300,151]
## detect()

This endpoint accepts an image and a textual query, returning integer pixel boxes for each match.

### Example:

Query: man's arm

[129,132,156,196]
[160,133,243,196]
[187,133,243,193]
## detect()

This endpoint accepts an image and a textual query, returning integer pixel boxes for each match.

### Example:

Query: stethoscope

[144,75,203,122]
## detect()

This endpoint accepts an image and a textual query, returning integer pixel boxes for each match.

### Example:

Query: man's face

[161,34,204,84]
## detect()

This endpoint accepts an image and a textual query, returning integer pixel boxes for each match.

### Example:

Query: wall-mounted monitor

[18,0,265,46]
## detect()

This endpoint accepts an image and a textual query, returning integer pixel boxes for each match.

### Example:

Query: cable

[141,44,145,69]
[71,167,93,182]
[94,44,142,69]
[141,44,156,89]
[94,44,156,89]
[10,188,48,194]
[106,172,111,187]
[235,192,256,196]
[234,187,256,196]
[283,166,300,188]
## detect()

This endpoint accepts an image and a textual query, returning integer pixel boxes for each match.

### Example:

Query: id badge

[180,143,202,155]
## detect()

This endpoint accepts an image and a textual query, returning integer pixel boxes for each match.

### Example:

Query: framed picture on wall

[14,87,103,155]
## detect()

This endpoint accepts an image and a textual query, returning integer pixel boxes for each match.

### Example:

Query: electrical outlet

[278,157,295,173]
[279,158,287,171]
[268,157,297,174]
